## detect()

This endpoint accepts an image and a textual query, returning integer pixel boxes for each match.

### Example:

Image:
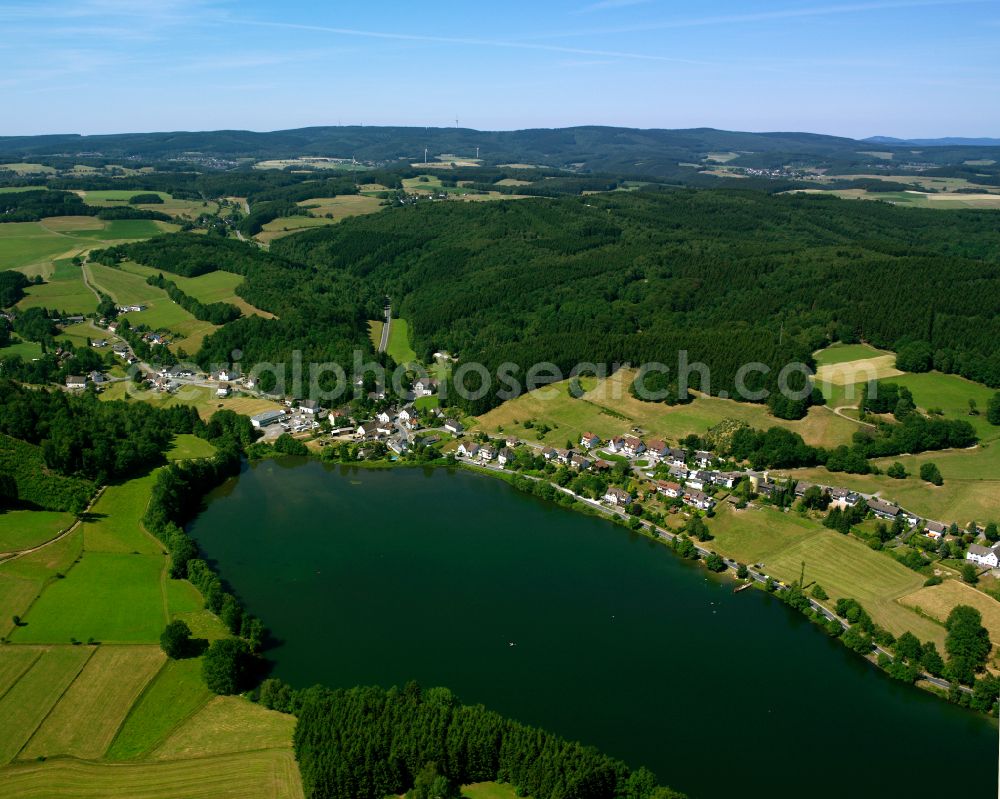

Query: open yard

[707,504,942,645]
[0,749,305,799]
[20,645,165,760]
[474,369,858,450]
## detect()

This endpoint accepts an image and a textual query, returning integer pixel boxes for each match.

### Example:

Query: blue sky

[1,0,998,138]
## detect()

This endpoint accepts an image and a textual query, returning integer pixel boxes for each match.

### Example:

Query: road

[378,304,391,353]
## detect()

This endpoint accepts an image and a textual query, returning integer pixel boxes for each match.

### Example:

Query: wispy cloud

[538,0,997,38]
[578,0,652,12]
[231,18,717,66]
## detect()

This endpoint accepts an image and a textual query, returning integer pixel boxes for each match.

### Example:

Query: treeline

[0,188,170,222]
[0,271,31,307]
[289,682,685,799]
[145,272,241,324]
[143,411,264,651]
[0,433,95,512]
[0,379,201,483]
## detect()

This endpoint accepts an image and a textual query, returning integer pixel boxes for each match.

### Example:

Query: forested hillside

[98,190,1000,415]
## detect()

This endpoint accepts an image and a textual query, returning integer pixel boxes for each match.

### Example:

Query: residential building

[216,384,231,398]
[65,375,86,390]
[541,447,557,461]
[457,441,480,459]
[694,450,714,468]
[498,447,515,467]
[444,419,464,434]
[923,520,948,540]
[622,436,646,458]
[967,543,1000,569]
[656,480,682,498]
[684,490,715,511]
[645,439,669,462]
[603,487,632,507]
[867,498,901,521]
[300,400,321,415]
[414,377,438,397]
[580,432,602,450]
[571,454,591,471]
[666,447,687,467]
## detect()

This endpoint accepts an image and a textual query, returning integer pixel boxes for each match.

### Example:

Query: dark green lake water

[188,459,995,799]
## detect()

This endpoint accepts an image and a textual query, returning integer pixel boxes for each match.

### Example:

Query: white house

[621,436,646,458]
[606,437,625,454]
[414,377,438,397]
[923,520,948,540]
[666,447,687,467]
[216,384,231,398]
[603,487,632,507]
[444,419,464,434]
[580,432,602,450]
[498,447,515,467]
[65,375,86,390]
[694,450,713,468]
[644,439,669,462]
[356,421,380,439]
[684,490,715,511]
[656,480,682,498]
[457,441,480,459]
[967,543,1000,568]
[300,400,321,415]
[376,410,393,424]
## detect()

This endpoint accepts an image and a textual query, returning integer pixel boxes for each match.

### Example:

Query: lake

[188,458,995,799]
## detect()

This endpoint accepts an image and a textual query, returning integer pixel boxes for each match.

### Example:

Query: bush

[886,462,907,479]
[920,462,943,486]
[159,619,193,659]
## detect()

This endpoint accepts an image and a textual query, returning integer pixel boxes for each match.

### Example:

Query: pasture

[474,369,858,450]
[368,319,385,350]
[386,317,417,365]
[0,510,74,553]
[0,749,305,799]
[167,434,217,461]
[707,504,941,645]
[74,190,217,220]
[0,338,43,360]
[81,476,161,554]
[120,261,272,319]
[813,343,891,367]
[10,552,166,643]
[99,381,282,420]
[21,645,165,760]
[297,194,383,220]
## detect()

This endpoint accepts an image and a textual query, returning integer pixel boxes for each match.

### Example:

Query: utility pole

[424,147,428,165]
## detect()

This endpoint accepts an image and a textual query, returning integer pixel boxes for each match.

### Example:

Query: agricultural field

[0,337,43,361]
[20,645,165,760]
[85,262,219,353]
[0,510,74,552]
[107,658,213,760]
[73,190,219,220]
[900,580,1000,647]
[81,477,161,554]
[151,696,297,760]
[0,749,305,799]
[707,504,942,645]
[99,381,282,420]
[368,319,385,350]
[0,645,93,762]
[119,261,273,319]
[167,434,217,461]
[474,368,858,450]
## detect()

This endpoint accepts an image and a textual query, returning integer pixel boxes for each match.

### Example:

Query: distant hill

[3,126,998,181]
[865,135,1000,147]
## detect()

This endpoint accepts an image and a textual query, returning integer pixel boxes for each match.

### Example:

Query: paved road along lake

[188,459,995,798]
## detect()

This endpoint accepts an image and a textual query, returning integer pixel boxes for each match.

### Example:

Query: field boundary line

[0,647,44,704]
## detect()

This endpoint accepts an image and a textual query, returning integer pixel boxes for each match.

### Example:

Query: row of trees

[145,272,241,325]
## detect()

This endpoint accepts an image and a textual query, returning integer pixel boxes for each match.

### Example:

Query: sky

[1,0,998,138]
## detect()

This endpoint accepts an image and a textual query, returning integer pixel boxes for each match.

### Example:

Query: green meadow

[386,317,417,365]
[0,510,74,552]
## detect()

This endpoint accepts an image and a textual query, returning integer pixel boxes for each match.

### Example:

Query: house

[621,436,646,458]
[666,447,687,467]
[88,370,106,385]
[300,400,321,415]
[387,438,409,455]
[867,498,900,521]
[216,369,232,382]
[603,487,632,507]
[645,439,669,462]
[398,408,419,430]
[505,436,521,448]
[967,543,1000,569]
[444,419,464,434]
[355,421,380,439]
[457,441,480,459]
[592,458,613,472]
[376,420,395,436]
[556,449,572,465]
[606,437,625,454]
[923,520,948,540]
[90,339,107,348]
[684,490,716,511]
[830,487,862,509]
[498,447,515,467]
[756,480,778,499]
[251,410,286,429]
[580,432,602,450]
[570,454,591,471]
[216,384,231,398]
[794,481,816,498]
[657,480,683,499]
[65,375,86,390]
[479,446,497,462]
[413,377,438,397]
[376,410,393,424]
[541,447,557,461]
[682,470,711,490]
[712,471,740,489]
[668,464,689,481]
[694,450,714,468]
